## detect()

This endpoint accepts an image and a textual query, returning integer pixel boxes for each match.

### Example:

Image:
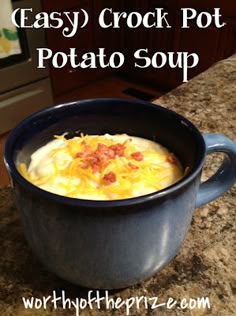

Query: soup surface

[19,134,184,200]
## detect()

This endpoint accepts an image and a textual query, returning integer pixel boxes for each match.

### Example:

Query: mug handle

[196,133,236,208]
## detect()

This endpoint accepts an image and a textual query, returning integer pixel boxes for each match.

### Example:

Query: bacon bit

[103,171,116,184]
[97,143,116,159]
[75,142,126,173]
[128,162,139,170]
[79,162,89,169]
[167,154,177,164]
[131,151,144,161]
[109,143,125,157]
[76,141,92,158]
[76,152,83,158]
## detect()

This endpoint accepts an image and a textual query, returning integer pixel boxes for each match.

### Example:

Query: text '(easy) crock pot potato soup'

[19,134,184,200]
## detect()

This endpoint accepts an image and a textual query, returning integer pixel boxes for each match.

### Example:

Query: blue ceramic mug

[4,98,236,289]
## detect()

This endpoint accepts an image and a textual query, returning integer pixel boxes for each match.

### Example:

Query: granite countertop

[0,56,235,316]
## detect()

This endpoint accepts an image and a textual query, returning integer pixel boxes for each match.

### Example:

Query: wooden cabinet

[141,0,177,88]
[42,0,236,95]
[168,14,236,87]
[91,0,125,79]
[122,0,236,89]
[178,0,236,18]
[42,0,124,97]
[121,0,177,90]
[168,1,236,87]
[42,0,80,12]
[42,0,95,96]
[93,1,125,52]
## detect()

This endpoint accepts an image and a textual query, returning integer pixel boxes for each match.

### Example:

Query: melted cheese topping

[19,134,184,200]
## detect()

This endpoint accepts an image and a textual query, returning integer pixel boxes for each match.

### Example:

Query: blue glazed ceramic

[4,98,236,289]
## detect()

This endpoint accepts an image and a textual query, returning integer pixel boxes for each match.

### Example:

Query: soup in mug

[19,134,184,200]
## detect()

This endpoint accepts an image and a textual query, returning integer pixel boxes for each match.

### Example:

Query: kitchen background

[0,1,236,315]
[0,0,236,188]
[43,0,236,100]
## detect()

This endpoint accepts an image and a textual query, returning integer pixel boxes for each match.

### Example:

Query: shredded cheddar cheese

[18,133,184,200]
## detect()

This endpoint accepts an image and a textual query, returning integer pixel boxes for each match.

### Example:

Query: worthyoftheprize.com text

[22,290,211,316]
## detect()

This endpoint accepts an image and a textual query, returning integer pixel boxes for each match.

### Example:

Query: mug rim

[4,98,206,209]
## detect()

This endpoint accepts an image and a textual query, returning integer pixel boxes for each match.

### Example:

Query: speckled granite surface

[0,56,235,316]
